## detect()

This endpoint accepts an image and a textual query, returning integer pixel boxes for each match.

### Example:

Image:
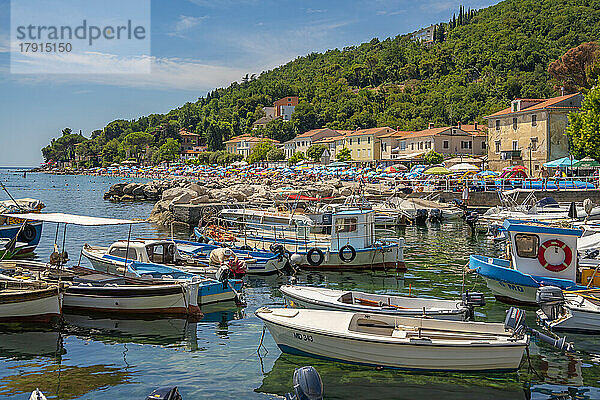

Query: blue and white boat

[81,239,244,305]
[470,219,599,304]
[176,236,291,275]
[0,198,44,255]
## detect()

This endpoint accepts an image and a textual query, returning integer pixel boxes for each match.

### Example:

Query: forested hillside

[42,0,600,166]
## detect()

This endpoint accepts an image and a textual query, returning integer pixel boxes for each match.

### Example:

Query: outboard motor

[146,386,182,400]
[583,249,600,259]
[461,291,485,321]
[415,209,428,225]
[285,366,323,400]
[504,307,574,353]
[465,211,479,234]
[428,209,443,224]
[536,286,566,322]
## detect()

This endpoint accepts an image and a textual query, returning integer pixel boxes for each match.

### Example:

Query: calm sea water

[1,168,599,399]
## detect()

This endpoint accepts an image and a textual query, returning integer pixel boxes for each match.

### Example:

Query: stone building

[484,93,582,173]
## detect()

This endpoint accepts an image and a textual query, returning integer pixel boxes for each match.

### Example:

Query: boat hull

[280,285,469,320]
[0,287,61,323]
[0,221,43,255]
[470,255,585,304]
[257,309,526,372]
[63,282,201,317]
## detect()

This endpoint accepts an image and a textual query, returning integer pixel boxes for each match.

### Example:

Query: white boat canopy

[1,212,145,226]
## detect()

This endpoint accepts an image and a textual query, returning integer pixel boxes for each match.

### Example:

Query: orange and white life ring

[538,239,572,272]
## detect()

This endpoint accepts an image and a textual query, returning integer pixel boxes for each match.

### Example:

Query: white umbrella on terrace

[448,163,480,172]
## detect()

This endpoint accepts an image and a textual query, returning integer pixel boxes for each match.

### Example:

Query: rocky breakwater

[142,177,349,228]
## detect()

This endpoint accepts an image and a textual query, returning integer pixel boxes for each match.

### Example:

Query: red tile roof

[179,129,199,136]
[484,93,581,118]
[295,128,335,139]
[225,135,279,144]
[380,130,414,138]
[345,127,395,137]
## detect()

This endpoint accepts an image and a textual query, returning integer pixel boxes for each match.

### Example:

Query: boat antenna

[0,181,24,211]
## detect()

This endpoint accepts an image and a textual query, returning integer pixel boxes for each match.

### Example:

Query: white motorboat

[255,307,529,371]
[206,209,405,271]
[0,279,61,323]
[279,285,484,321]
[536,286,600,333]
[63,275,202,317]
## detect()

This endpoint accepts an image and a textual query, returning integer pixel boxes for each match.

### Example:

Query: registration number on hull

[293,332,313,342]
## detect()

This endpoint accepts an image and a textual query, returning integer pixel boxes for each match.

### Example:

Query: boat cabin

[503,219,582,282]
[329,209,375,252]
[106,240,183,265]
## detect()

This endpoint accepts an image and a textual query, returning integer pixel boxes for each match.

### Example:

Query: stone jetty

[104,177,373,228]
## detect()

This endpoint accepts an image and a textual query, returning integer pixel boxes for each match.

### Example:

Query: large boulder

[162,187,195,202]
[131,185,146,198]
[169,189,198,206]
[190,195,211,205]
[143,185,160,200]
[188,183,207,196]
[122,183,139,195]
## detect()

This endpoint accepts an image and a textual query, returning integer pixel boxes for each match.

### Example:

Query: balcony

[501,150,522,160]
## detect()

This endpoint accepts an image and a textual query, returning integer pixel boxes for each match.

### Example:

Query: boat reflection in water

[0,326,132,400]
[63,312,200,350]
[257,354,530,400]
[200,301,244,337]
[0,326,63,360]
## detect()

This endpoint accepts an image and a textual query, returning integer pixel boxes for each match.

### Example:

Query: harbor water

[1,168,600,399]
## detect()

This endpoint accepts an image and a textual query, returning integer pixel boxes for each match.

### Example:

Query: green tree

[336,147,352,161]
[288,151,306,166]
[266,147,285,161]
[306,144,327,162]
[423,150,444,165]
[122,132,154,163]
[101,138,121,166]
[567,86,600,160]
[246,140,276,164]
[156,138,181,164]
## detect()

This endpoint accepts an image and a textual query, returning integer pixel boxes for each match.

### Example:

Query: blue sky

[0,0,497,166]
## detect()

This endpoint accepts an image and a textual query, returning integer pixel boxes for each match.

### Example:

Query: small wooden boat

[536,286,600,333]
[0,279,61,323]
[0,198,45,256]
[255,308,529,371]
[279,285,484,321]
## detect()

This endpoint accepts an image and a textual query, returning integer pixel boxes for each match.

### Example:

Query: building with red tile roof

[483,93,582,172]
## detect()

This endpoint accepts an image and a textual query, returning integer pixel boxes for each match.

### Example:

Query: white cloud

[168,15,208,38]
[306,8,327,14]
[376,9,406,16]
[9,52,246,91]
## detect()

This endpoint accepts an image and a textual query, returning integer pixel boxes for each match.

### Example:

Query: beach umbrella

[572,157,600,168]
[543,156,578,168]
[475,170,499,177]
[327,161,349,168]
[423,166,452,175]
[449,163,480,172]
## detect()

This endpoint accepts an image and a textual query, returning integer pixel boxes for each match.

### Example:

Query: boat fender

[306,248,324,266]
[339,245,356,263]
[538,239,572,272]
[19,223,37,243]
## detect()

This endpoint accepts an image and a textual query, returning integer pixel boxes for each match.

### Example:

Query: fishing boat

[0,198,44,255]
[279,285,484,321]
[176,237,290,275]
[0,278,61,323]
[536,286,600,333]
[1,259,203,318]
[81,239,244,304]
[470,219,600,304]
[204,209,405,271]
[255,307,529,371]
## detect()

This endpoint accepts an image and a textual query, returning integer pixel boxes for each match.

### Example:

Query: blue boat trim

[503,220,583,237]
